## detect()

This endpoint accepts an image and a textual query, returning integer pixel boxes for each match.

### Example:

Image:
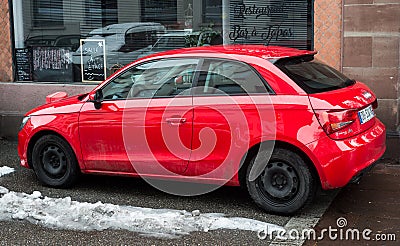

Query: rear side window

[276,56,355,94]
[196,59,271,96]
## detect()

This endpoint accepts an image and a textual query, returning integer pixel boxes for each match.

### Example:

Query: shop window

[12,0,313,83]
[122,31,159,52]
[202,0,222,28]
[33,0,64,27]
[228,0,313,50]
[141,0,177,26]
[85,0,118,28]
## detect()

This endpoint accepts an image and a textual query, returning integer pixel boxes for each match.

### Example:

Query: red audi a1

[18,45,386,214]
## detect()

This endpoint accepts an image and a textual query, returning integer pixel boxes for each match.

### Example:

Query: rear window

[275,55,355,94]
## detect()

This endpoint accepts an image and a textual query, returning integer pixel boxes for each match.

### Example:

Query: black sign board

[32,47,73,82]
[15,48,32,81]
[80,39,106,83]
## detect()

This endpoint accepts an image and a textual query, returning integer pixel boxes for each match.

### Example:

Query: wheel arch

[238,140,323,189]
[27,130,82,171]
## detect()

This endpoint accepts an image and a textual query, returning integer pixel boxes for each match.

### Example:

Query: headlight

[20,116,30,130]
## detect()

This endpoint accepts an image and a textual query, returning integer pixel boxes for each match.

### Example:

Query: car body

[18,45,386,214]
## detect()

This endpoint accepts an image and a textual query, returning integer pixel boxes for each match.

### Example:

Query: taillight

[315,109,358,139]
[372,99,378,109]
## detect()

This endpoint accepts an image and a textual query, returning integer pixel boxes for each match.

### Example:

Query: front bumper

[18,127,30,169]
[307,119,386,189]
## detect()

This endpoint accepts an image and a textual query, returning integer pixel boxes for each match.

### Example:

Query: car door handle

[166,118,187,125]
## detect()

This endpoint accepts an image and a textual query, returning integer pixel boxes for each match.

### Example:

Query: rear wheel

[246,148,316,215]
[32,135,79,188]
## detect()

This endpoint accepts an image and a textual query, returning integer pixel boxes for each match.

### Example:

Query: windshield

[276,55,355,94]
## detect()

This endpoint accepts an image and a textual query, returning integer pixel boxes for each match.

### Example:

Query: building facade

[0,0,399,158]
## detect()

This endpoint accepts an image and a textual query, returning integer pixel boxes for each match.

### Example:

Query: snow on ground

[0,166,14,177]
[0,182,283,238]
[0,166,282,238]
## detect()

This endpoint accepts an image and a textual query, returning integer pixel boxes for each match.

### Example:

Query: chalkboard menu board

[80,39,106,83]
[32,47,73,82]
[15,48,32,81]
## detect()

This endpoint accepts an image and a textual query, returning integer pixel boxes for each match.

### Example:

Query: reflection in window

[85,0,118,28]
[33,0,64,27]
[277,58,352,94]
[141,0,177,26]
[102,59,198,100]
[198,59,269,95]
[203,0,222,28]
[14,0,313,83]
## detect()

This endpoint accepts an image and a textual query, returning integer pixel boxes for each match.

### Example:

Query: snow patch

[0,166,14,177]
[0,187,282,238]
[0,186,9,194]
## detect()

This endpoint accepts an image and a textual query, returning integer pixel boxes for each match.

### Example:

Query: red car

[18,45,386,214]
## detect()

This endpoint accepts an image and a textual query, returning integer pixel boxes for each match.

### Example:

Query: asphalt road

[0,139,337,245]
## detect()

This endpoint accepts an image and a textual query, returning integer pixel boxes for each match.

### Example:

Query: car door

[79,58,199,176]
[189,58,273,180]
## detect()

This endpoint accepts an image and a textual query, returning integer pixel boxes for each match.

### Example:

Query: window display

[12,0,312,83]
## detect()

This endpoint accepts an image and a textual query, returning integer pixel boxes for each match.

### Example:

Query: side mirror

[91,89,103,109]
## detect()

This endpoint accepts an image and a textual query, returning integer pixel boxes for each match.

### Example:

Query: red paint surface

[18,45,386,189]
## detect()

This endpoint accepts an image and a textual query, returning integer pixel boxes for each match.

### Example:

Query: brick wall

[0,1,13,82]
[342,0,400,134]
[314,0,343,70]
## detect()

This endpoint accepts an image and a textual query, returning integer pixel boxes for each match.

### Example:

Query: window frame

[100,57,203,101]
[192,58,275,97]
[100,56,275,101]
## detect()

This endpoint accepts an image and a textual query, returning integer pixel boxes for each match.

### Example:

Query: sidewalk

[306,161,400,245]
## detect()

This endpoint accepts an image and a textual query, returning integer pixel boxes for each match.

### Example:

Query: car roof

[141,45,317,60]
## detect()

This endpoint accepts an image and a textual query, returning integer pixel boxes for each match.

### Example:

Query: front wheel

[32,135,79,188]
[246,148,316,215]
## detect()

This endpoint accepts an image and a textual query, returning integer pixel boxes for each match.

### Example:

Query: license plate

[358,105,375,124]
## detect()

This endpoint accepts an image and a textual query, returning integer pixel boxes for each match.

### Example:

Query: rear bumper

[349,160,378,184]
[307,119,386,189]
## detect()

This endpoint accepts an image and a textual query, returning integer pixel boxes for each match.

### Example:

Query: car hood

[26,95,86,116]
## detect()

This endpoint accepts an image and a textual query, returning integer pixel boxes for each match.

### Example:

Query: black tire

[246,148,316,215]
[32,135,79,188]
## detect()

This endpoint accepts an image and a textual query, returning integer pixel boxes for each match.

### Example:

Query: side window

[122,31,148,52]
[122,30,160,52]
[102,58,198,100]
[197,59,269,95]
[102,68,140,100]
